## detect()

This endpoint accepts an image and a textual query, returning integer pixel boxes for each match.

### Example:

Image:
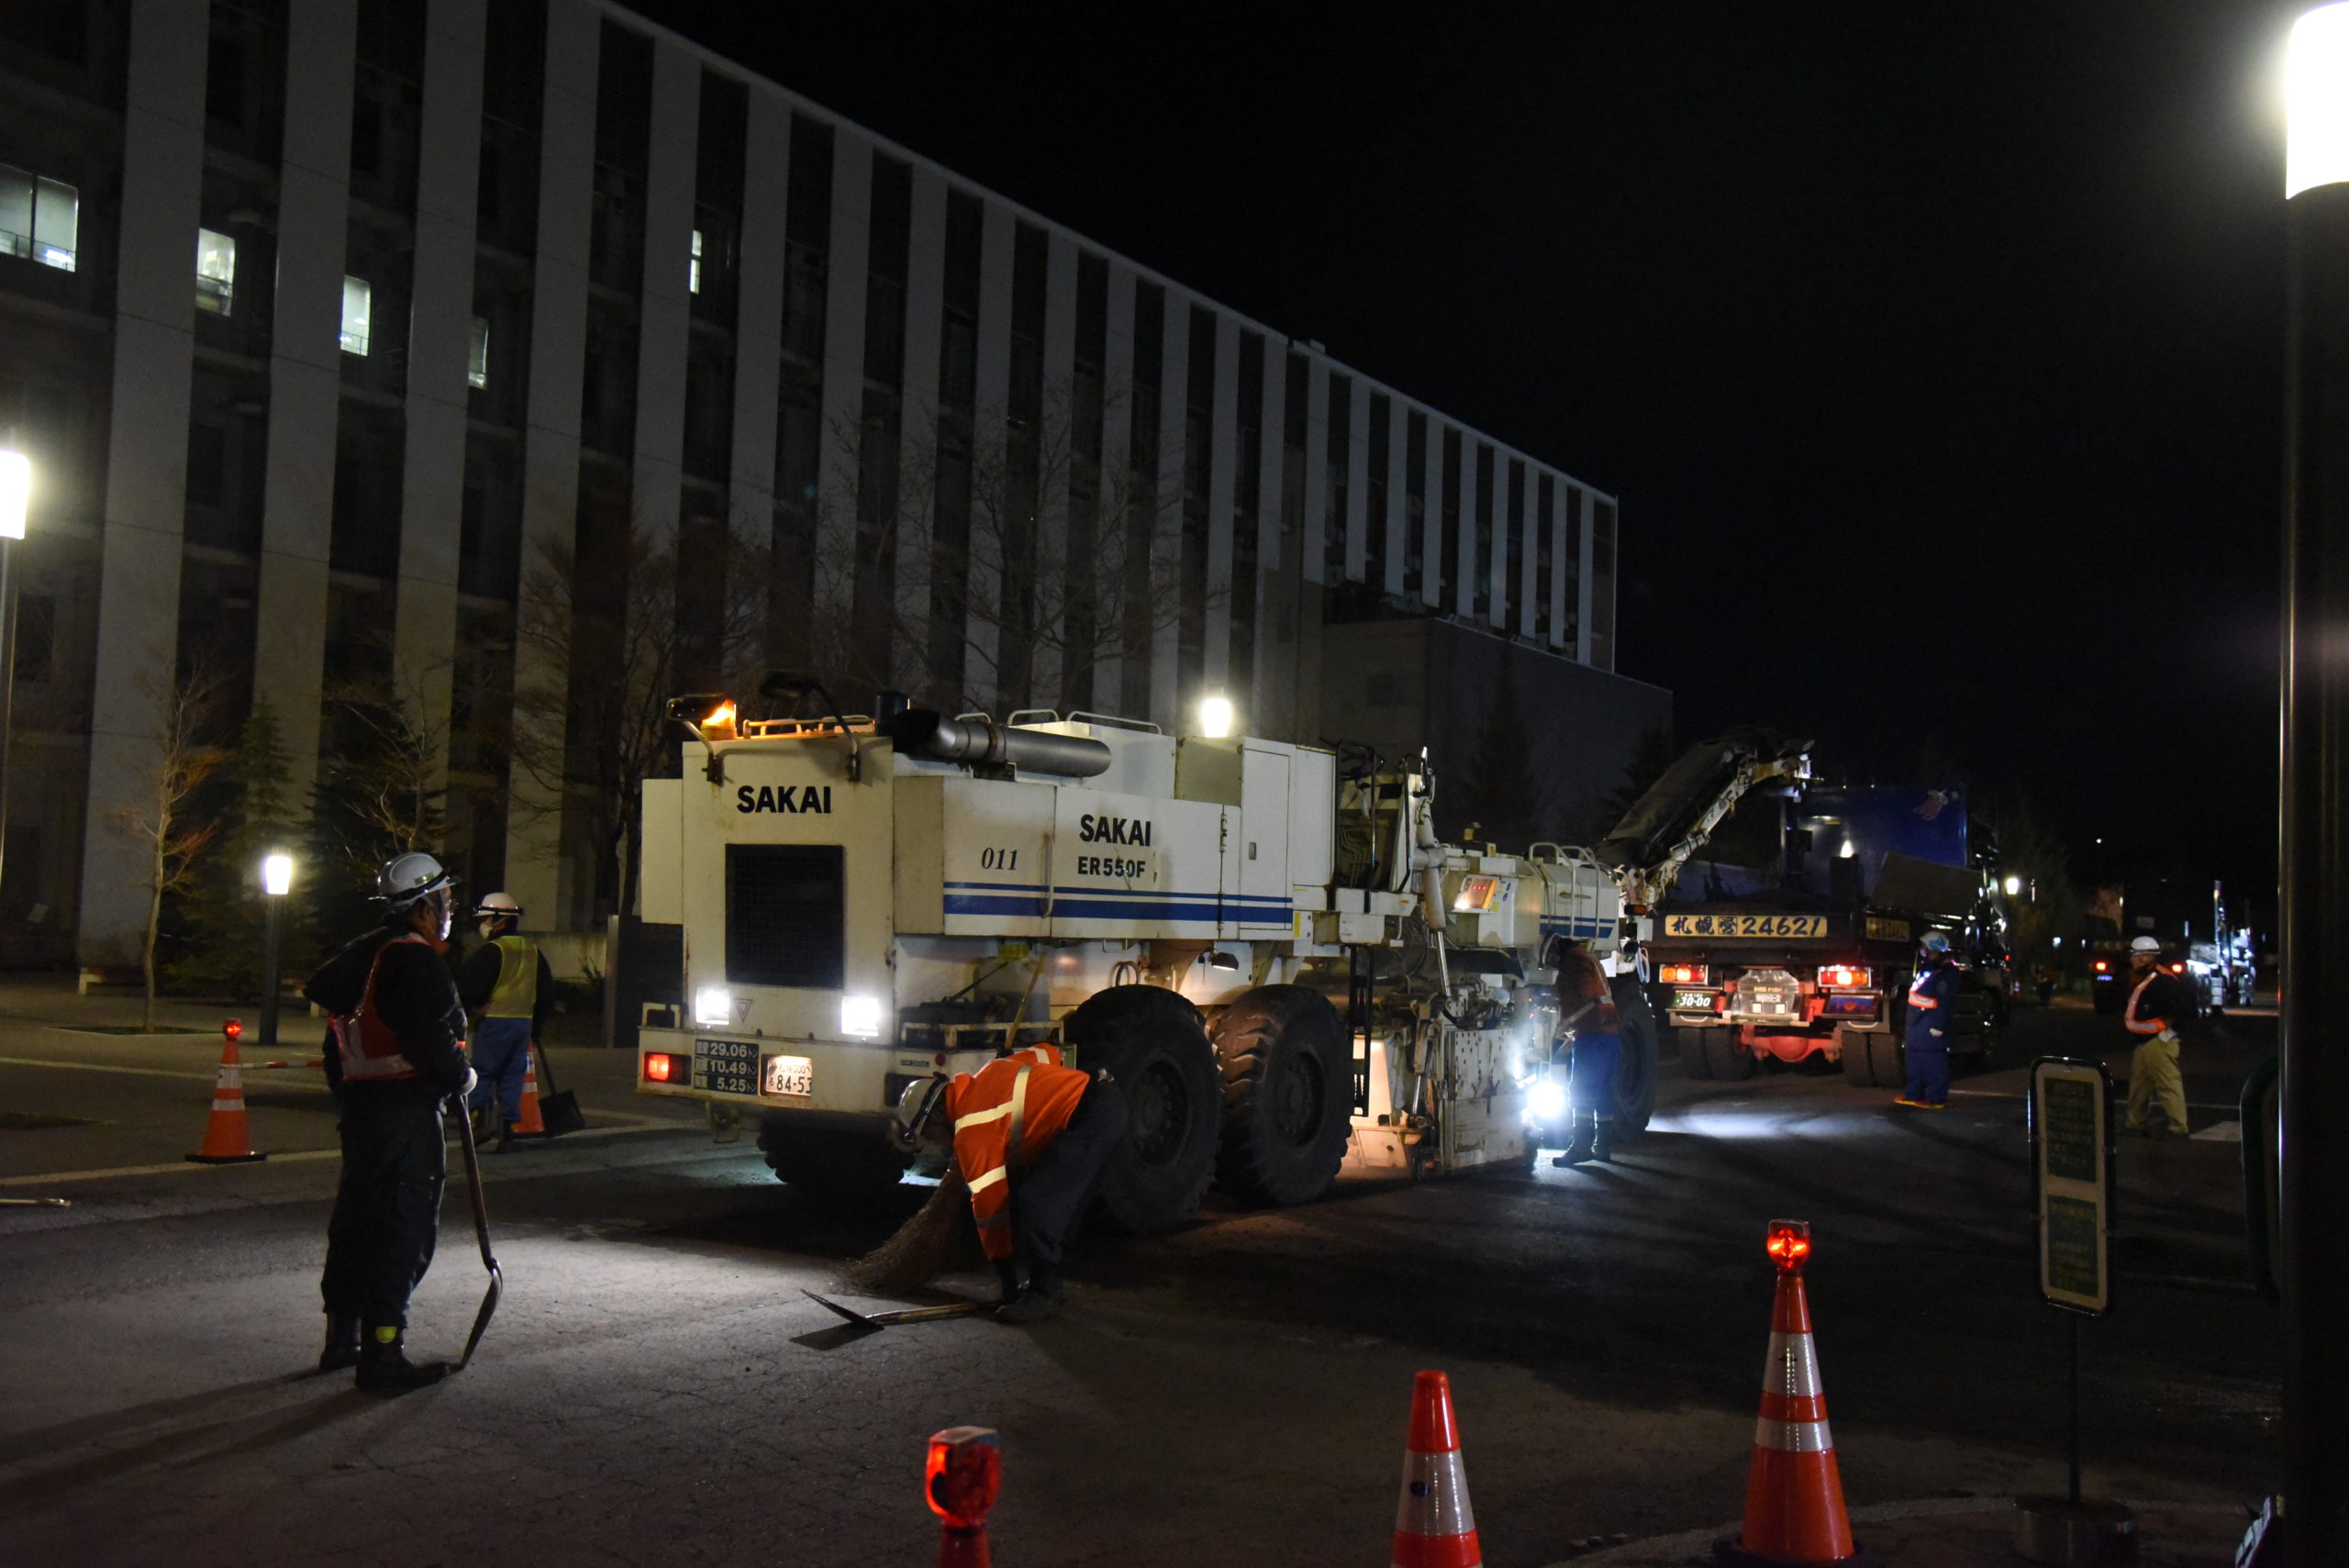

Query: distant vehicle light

[643,1052,682,1084]
[695,986,733,1027]
[2094,960,2109,973]
[1527,1079,1568,1124]
[1659,962,1708,985]
[841,994,885,1039]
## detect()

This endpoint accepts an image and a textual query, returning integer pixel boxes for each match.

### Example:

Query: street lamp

[2279,6,2349,1557]
[0,449,28,899]
[259,851,294,1051]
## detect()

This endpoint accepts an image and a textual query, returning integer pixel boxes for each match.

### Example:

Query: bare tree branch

[108,666,226,1029]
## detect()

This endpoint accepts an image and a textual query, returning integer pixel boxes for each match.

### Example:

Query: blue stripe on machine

[1540,917,1610,939]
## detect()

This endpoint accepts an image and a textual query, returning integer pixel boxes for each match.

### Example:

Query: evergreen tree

[1446,651,1548,851]
[170,696,310,996]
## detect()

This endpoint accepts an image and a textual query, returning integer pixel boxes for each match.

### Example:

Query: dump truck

[1637,764,2010,1087]
[630,685,1688,1229]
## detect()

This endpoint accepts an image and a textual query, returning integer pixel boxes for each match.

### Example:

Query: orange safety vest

[947,1044,1091,1261]
[331,932,433,1083]
[2123,973,2174,1037]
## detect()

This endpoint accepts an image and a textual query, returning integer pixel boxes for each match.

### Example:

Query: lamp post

[2280,6,2349,1558]
[259,851,294,1052]
[0,449,28,897]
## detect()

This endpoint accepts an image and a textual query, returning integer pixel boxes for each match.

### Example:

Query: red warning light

[1765,1218,1812,1273]
[223,1018,244,1040]
[643,1052,680,1084]
[925,1426,1001,1528]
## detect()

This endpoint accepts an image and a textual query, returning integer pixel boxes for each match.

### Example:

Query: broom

[843,1166,988,1295]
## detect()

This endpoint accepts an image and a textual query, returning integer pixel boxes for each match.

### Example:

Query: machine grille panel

[725,844,846,990]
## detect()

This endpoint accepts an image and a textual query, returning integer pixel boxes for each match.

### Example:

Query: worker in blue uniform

[1552,939,1620,1165]
[1894,930,1959,1108]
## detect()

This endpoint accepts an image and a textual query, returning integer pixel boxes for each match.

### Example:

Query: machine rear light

[2094,960,2109,973]
[1658,962,1709,985]
[1817,965,1871,989]
[2168,962,2186,975]
[644,1051,683,1084]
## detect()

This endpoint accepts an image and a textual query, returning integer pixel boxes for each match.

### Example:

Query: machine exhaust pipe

[884,709,1113,779]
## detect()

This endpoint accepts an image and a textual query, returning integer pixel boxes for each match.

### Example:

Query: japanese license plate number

[694,1038,757,1095]
[763,1053,815,1098]
[1674,988,1715,1011]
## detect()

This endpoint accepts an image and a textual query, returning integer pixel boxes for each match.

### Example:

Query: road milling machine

[632,686,1798,1230]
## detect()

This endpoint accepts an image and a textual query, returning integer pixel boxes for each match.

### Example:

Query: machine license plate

[763,1054,815,1098]
[694,1038,757,1095]
[1675,988,1715,1011]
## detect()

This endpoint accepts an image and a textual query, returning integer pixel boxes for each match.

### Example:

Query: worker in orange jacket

[896,1043,1126,1323]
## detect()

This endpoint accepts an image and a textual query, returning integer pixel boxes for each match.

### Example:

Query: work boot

[995,1262,1023,1308]
[1591,1116,1616,1163]
[996,1268,1063,1325]
[355,1326,450,1395]
[1552,1112,1598,1167]
[317,1313,362,1373]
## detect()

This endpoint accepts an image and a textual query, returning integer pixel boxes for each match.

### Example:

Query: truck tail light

[1658,962,1709,985]
[1817,965,1871,989]
[644,1051,684,1084]
[2094,960,2109,973]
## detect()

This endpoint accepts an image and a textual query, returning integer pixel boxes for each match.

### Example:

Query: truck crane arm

[1588,727,1812,913]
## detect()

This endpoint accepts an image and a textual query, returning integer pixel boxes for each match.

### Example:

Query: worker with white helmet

[456,891,556,1151]
[302,851,475,1392]
[2121,934,2194,1137]
[1893,929,1960,1109]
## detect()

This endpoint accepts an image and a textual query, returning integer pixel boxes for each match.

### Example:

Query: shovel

[451,1093,504,1369]
[801,1289,985,1328]
[530,1040,586,1137]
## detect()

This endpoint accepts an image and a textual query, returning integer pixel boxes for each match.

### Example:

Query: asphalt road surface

[0,983,2278,1566]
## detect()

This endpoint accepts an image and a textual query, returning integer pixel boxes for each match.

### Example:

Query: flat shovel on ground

[451,1093,504,1369]
[801,1289,985,1329]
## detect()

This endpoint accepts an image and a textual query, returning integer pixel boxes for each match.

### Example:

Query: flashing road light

[2288,4,2349,197]
[1765,1218,1812,1273]
[0,450,27,540]
[925,1426,1002,1529]
[1197,693,1233,739]
[222,1018,243,1041]
[262,851,295,897]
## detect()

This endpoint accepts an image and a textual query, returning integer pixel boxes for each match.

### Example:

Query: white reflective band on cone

[1765,1331,1822,1396]
[1754,1417,1834,1452]
[1395,1448,1476,1536]
[211,1098,240,1113]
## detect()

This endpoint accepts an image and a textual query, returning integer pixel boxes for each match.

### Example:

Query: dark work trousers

[1902,1043,1950,1106]
[321,1085,448,1328]
[1011,1080,1127,1271]
[1568,1029,1621,1118]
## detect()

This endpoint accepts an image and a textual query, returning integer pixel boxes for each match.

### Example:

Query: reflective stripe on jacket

[2124,973,2184,1037]
[332,932,432,1082]
[1558,949,1620,1033]
[1904,962,1957,1051]
[484,934,539,1019]
[947,1043,1091,1262]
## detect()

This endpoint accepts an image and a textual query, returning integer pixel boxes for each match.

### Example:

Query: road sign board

[2031,1057,2114,1315]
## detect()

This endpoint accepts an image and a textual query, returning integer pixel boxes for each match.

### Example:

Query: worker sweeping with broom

[851,1045,1123,1324]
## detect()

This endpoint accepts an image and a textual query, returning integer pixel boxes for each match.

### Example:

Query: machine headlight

[841,994,885,1039]
[1527,1079,1568,1124]
[695,986,734,1028]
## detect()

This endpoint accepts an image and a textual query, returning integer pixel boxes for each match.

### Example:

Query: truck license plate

[693,1038,757,1095]
[763,1054,815,1098]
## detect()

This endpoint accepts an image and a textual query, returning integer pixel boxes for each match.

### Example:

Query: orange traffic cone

[1714,1220,1874,1566]
[1392,1371,1481,1568]
[511,1043,545,1137]
[186,1019,268,1164]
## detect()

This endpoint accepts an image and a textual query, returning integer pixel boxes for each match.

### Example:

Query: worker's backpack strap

[1006,1064,1033,1167]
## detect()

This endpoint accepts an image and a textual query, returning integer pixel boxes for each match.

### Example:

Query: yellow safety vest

[484,933,539,1020]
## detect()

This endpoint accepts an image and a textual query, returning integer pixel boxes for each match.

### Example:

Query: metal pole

[2280,172,2349,1562]
[2068,1313,2081,1507]
[0,535,16,895]
[259,891,283,1052]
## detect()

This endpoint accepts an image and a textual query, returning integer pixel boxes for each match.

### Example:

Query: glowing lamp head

[261,851,295,897]
[925,1426,1001,1529]
[702,699,738,738]
[1197,693,1233,739]
[1765,1218,1811,1273]
[2289,4,2349,196]
[694,986,734,1028]
[2003,875,2022,897]
[1527,1078,1568,1124]
[0,450,28,541]
[223,1018,243,1040]
[840,993,885,1039]
[643,1051,681,1084]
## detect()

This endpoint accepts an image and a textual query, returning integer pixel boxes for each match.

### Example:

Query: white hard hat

[2129,935,2162,955]
[474,891,523,921]
[888,1074,951,1153]
[377,851,454,911]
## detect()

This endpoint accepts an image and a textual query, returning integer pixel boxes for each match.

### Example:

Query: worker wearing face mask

[454,892,556,1151]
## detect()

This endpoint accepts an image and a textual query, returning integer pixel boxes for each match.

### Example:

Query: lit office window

[0,164,79,272]
[340,275,372,356]
[689,228,703,295]
[195,228,237,316]
[468,316,489,389]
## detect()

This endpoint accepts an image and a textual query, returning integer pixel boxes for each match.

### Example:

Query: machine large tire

[1702,1029,1755,1081]
[1212,984,1353,1207]
[1865,1031,1904,1088]
[1063,984,1220,1233]
[1837,1025,1881,1085]
[1678,1024,1714,1080]
[1609,975,1659,1139]
[757,1119,912,1202]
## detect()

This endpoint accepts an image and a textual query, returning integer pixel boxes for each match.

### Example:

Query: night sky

[634,0,2303,909]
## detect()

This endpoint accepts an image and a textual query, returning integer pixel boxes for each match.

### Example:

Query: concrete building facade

[0,0,1662,966]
